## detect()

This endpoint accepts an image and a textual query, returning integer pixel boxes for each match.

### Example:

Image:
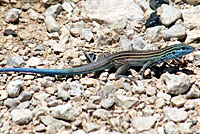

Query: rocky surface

[0,0,199,133]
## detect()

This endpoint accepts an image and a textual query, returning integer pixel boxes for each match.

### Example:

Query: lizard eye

[181,47,186,50]
[172,51,176,55]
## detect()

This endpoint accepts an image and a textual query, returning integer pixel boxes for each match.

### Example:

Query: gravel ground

[0,0,200,134]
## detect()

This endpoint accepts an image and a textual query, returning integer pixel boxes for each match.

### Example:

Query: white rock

[164,121,179,134]
[11,109,33,125]
[132,116,157,132]
[161,73,191,95]
[185,30,200,43]
[27,57,41,67]
[82,0,144,25]
[52,42,66,53]
[115,95,138,108]
[163,24,186,40]
[171,95,186,107]
[44,3,62,18]
[6,8,22,23]
[182,5,200,29]
[164,107,188,122]
[119,35,132,51]
[160,4,182,26]
[7,56,24,67]
[28,9,40,20]
[183,0,200,5]
[145,26,165,43]
[45,16,60,33]
[62,2,73,12]
[93,109,109,120]
[7,80,23,97]
[80,28,93,42]
[50,104,76,121]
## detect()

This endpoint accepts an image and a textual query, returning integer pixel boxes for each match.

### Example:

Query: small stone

[80,28,93,42]
[73,130,86,134]
[185,30,200,44]
[149,0,169,10]
[164,107,188,122]
[17,101,30,109]
[35,124,46,132]
[27,57,41,67]
[18,91,32,102]
[57,82,70,101]
[132,116,157,132]
[145,26,165,43]
[4,98,20,108]
[131,37,151,50]
[145,12,162,28]
[0,90,8,100]
[80,78,97,87]
[50,104,76,121]
[83,123,100,133]
[69,81,84,97]
[161,73,191,95]
[93,109,109,120]
[47,100,61,107]
[183,0,200,5]
[4,29,17,37]
[34,92,50,101]
[163,24,186,40]
[6,8,22,23]
[184,100,195,110]
[132,81,146,94]
[178,122,193,133]
[69,58,83,67]
[146,86,157,96]
[115,95,138,109]
[164,121,179,134]
[182,5,200,29]
[28,9,40,20]
[70,28,81,37]
[62,2,73,12]
[119,35,132,51]
[11,109,33,125]
[99,72,109,81]
[160,4,182,26]
[155,98,165,108]
[110,118,120,128]
[44,3,63,18]
[45,16,60,33]
[100,98,115,109]
[6,80,23,98]
[98,85,117,99]
[157,92,171,101]
[171,95,186,107]
[7,56,24,67]
[52,42,66,53]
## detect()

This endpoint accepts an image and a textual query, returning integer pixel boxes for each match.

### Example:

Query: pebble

[50,104,76,121]
[82,0,144,25]
[62,2,73,13]
[184,100,195,110]
[0,90,8,100]
[4,98,20,108]
[160,4,182,26]
[45,16,60,33]
[17,91,32,102]
[119,35,132,51]
[93,109,109,120]
[164,107,188,122]
[145,26,165,43]
[80,28,93,42]
[132,116,157,132]
[69,81,84,97]
[35,124,46,132]
[57,82,70,101]
[34,92,50,101]
[164,121,179,134]
[131,37,152,50]
[44,3,63,18]
[155,98,166,108]
[40,115,71,130]
[6,80,23,98]
[182,5,200,29]
[179,122,193,133]
[171,95,186,107]
[100,98,115,109]
[161,73,191,95]
[52,42,66,53]
[145,12,162,28]
[114,95,139,109]
[70,28,81,37]
[28,9,40,20]
[149,0,169,10]
[10,109,33,125]
[17,101,30,109]
[185,30,200,44]
[69,58,83,67]
[6,8,22,23]
[73,130,86,134]
[6,56,24,67]
[163,24,186,40]
[27,57,41,67]
[83,122,100,133]
[4,29,17,37]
